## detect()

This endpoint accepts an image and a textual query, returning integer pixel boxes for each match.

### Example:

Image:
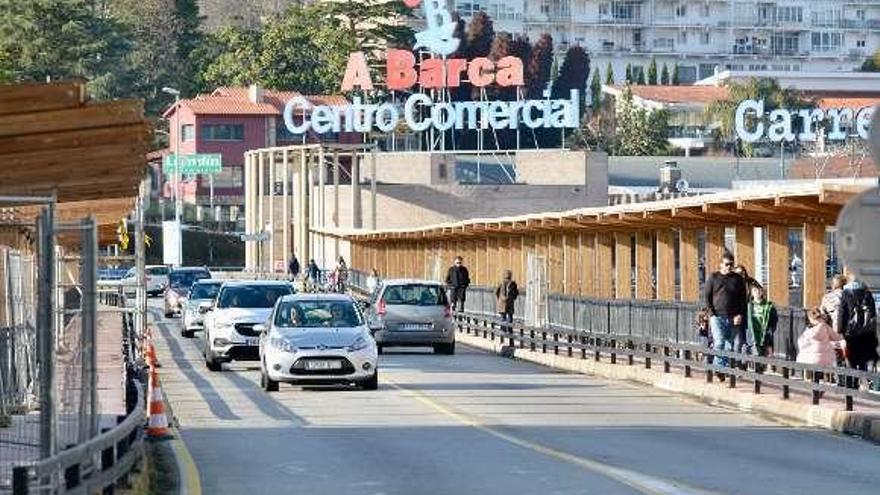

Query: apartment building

[454,1,880,83]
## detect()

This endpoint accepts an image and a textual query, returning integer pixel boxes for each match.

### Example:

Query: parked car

[164,267,212,318]
[203,280,295,371]
[259,293,378,391]
[364,279,455,355]
[180,279,224,338]
[121,265,169,298]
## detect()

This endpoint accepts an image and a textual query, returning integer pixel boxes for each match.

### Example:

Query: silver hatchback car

[365,279,455,355]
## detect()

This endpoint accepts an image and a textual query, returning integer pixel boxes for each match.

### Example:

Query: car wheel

[434,342,455,355]
[359,371,378,391]
[182,328,194,338]
[205,338,221,372]
[377,344,384,355]
[261,369,279,392]
[164,309,174,318]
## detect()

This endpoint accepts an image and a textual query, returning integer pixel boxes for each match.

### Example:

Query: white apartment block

[453,1,880,83]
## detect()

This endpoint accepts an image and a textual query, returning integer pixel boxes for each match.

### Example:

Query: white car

[121,265,169,297]
[181,279,224,338]
[258,293,378,391]
[203,280,295,371]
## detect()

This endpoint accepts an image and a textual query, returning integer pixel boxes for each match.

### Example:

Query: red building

[161,85,356,223]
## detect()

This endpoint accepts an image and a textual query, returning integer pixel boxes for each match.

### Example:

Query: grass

[120,440,179,495]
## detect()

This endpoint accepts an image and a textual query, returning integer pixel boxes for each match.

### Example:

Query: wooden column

[512,235,525,283]
[550,234,564,294]
[679,228,700,302]
[736,226,755,275]
[767,224,790,307]
[656,228,675,301]
[522,235,534,285]
[580,233,597,297]
[705,225,725,275]
[635,231,653,300]
[803,223,827,308]
[596,233,614,298]
[488,237,500,283]
[563,233,579,295]
[615,233,633,299]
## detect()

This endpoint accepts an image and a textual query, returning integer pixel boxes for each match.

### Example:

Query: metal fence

[0,249,38,419]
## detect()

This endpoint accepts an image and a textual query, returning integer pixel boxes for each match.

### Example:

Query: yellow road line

[382,376,721,495]
[169,426,203,495]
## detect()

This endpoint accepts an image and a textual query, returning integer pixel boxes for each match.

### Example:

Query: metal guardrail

[11,380,144,495]
[455,312,880,412]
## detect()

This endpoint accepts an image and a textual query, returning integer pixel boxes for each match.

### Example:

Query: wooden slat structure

[325,183,870,309]
[0,81,150,246]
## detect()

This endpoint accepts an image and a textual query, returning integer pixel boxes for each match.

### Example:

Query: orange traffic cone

[146,366,172,439]
[146,339,159,368]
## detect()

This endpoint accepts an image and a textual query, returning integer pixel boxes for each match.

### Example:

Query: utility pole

[162,87,183,266]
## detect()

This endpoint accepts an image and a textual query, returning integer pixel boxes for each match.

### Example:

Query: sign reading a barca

[284,0,579,136]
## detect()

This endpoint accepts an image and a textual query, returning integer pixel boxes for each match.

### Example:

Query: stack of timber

[0,81,151,245]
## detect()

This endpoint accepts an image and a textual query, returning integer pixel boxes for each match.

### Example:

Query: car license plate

[245,337,260,346]
[305,360,342,370]
[400,323,432,331]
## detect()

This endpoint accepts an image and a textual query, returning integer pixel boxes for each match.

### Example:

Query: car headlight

[347,335,370,352]
[215,321,234,331]
[269,337,297,353]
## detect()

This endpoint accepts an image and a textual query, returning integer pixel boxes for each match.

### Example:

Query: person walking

[334,256,349,294]
[703,251,748,372]
[445,256,470,312]
[790,253,803,288]
[288,253,300,282]
[746,284,778,358]
[495,270,519,331]
[836,276,878,389]
[798,308,844,387]
[821,275,848,335]
[307,259,320,290]
[695,308,712,364]
[367,268,380,295]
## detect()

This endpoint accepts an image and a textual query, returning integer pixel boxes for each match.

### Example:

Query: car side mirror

[254,324,267,334]
[198,301,213,314]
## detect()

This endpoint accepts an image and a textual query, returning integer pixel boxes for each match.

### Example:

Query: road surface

[148,302,880,495]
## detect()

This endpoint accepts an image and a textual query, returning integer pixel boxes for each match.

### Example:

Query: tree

[486,32,515,100]
[318,0,414,51]
[860,50,880,71]
[551,46,590,109]
[465,11,494,59]
[660,64,670,85]
[647,58,658,85]
[590,68,602,109]
[605,61,614,84]
[671,64,680,84]
[525,33,553,98]
[0,0,132,100]
[624,63,633,83]
[635,66,646,85]
[612,86,670,156]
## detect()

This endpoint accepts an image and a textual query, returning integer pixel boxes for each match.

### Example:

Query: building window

[213,166,243,189]
[676,66,697,84]
[181,124,195,142]
[857,40,866,48]
[700,4,709,17]
[677,30,688,45]
[675,4,686,17]
[200,124,244,141]
[701,32,710,45]
[811,32,842,52]
[698,64,716,80]
[857,9,865,21]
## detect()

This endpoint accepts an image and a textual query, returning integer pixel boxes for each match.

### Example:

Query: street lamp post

[162,87,183,265]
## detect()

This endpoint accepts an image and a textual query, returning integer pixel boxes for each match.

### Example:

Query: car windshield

[383,284,447,306]
[190,283,222,300]
[169,270,210,288]
[146,266,169,276]
[275,300,363,328]
[217,285,292,309]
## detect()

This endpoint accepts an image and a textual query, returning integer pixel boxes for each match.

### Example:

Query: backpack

[847,290,877,338]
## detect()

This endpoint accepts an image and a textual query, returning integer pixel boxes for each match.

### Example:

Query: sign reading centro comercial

[735,99,875,144]
[284,0,579,136]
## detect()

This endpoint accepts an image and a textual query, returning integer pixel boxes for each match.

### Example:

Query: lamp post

[162,87,183,265]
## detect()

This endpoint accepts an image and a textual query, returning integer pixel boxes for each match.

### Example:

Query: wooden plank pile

[0,81,151,245]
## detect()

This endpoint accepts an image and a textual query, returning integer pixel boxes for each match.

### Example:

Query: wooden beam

[735,226,755,275]
[705,225,726,275]
[656,229,675,300]
[0,100,146,138]
[767,224,790,307]
[0,123,150,156]
[580,233,596,297]
[615,232,633,299]
[563,233,579,295]
[803,223,826,309]
[679,228,700,302]
[635,231,654,300]
[596,232,614,298]
[0,81,86,116]
[549,234,564,294]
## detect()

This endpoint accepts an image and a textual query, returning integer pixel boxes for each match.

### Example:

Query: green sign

[163,154,222,175]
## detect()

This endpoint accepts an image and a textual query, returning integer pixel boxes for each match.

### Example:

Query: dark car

[164,267,212,318]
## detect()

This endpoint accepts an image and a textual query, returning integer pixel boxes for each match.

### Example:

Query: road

[148,301,880,495]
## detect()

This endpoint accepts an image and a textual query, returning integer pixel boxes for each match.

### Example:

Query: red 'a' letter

[387,49,418,91]
[419,58,445,89]
[341,52,374,91]
[495,56,524,87]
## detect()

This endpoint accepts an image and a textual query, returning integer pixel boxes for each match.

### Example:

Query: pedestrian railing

[454,312,879,412]
[10,381,145,495]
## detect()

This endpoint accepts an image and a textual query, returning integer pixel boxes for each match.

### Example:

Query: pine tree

[486,32,514,100]
[465,11,494,58]
[672,64,680,84]
[635,67,646,85]
[647,57,658,85]
[660,63,670,85]
[605,61,614,84]
[624,63,633,83]
[525,33,553,99]
[590,68,602,109]
[551,45,590,113]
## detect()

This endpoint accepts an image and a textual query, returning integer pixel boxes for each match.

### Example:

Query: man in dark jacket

[495,270,519,331]
[288,254,300,281]
[703,251,748,369]
[836,277,878,388]
[445,256,470,312]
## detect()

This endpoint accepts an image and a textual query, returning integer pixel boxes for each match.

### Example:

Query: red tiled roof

[815,96,880,110]
[163,86,350,117]
[305,94,350,107]
[183,97,280,115]
[789,155,879,179]
[620,85,730,105]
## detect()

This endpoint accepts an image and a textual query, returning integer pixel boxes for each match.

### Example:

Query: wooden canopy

[0,81,151,245]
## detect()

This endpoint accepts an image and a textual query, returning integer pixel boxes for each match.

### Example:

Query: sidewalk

[0,304,127,488]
